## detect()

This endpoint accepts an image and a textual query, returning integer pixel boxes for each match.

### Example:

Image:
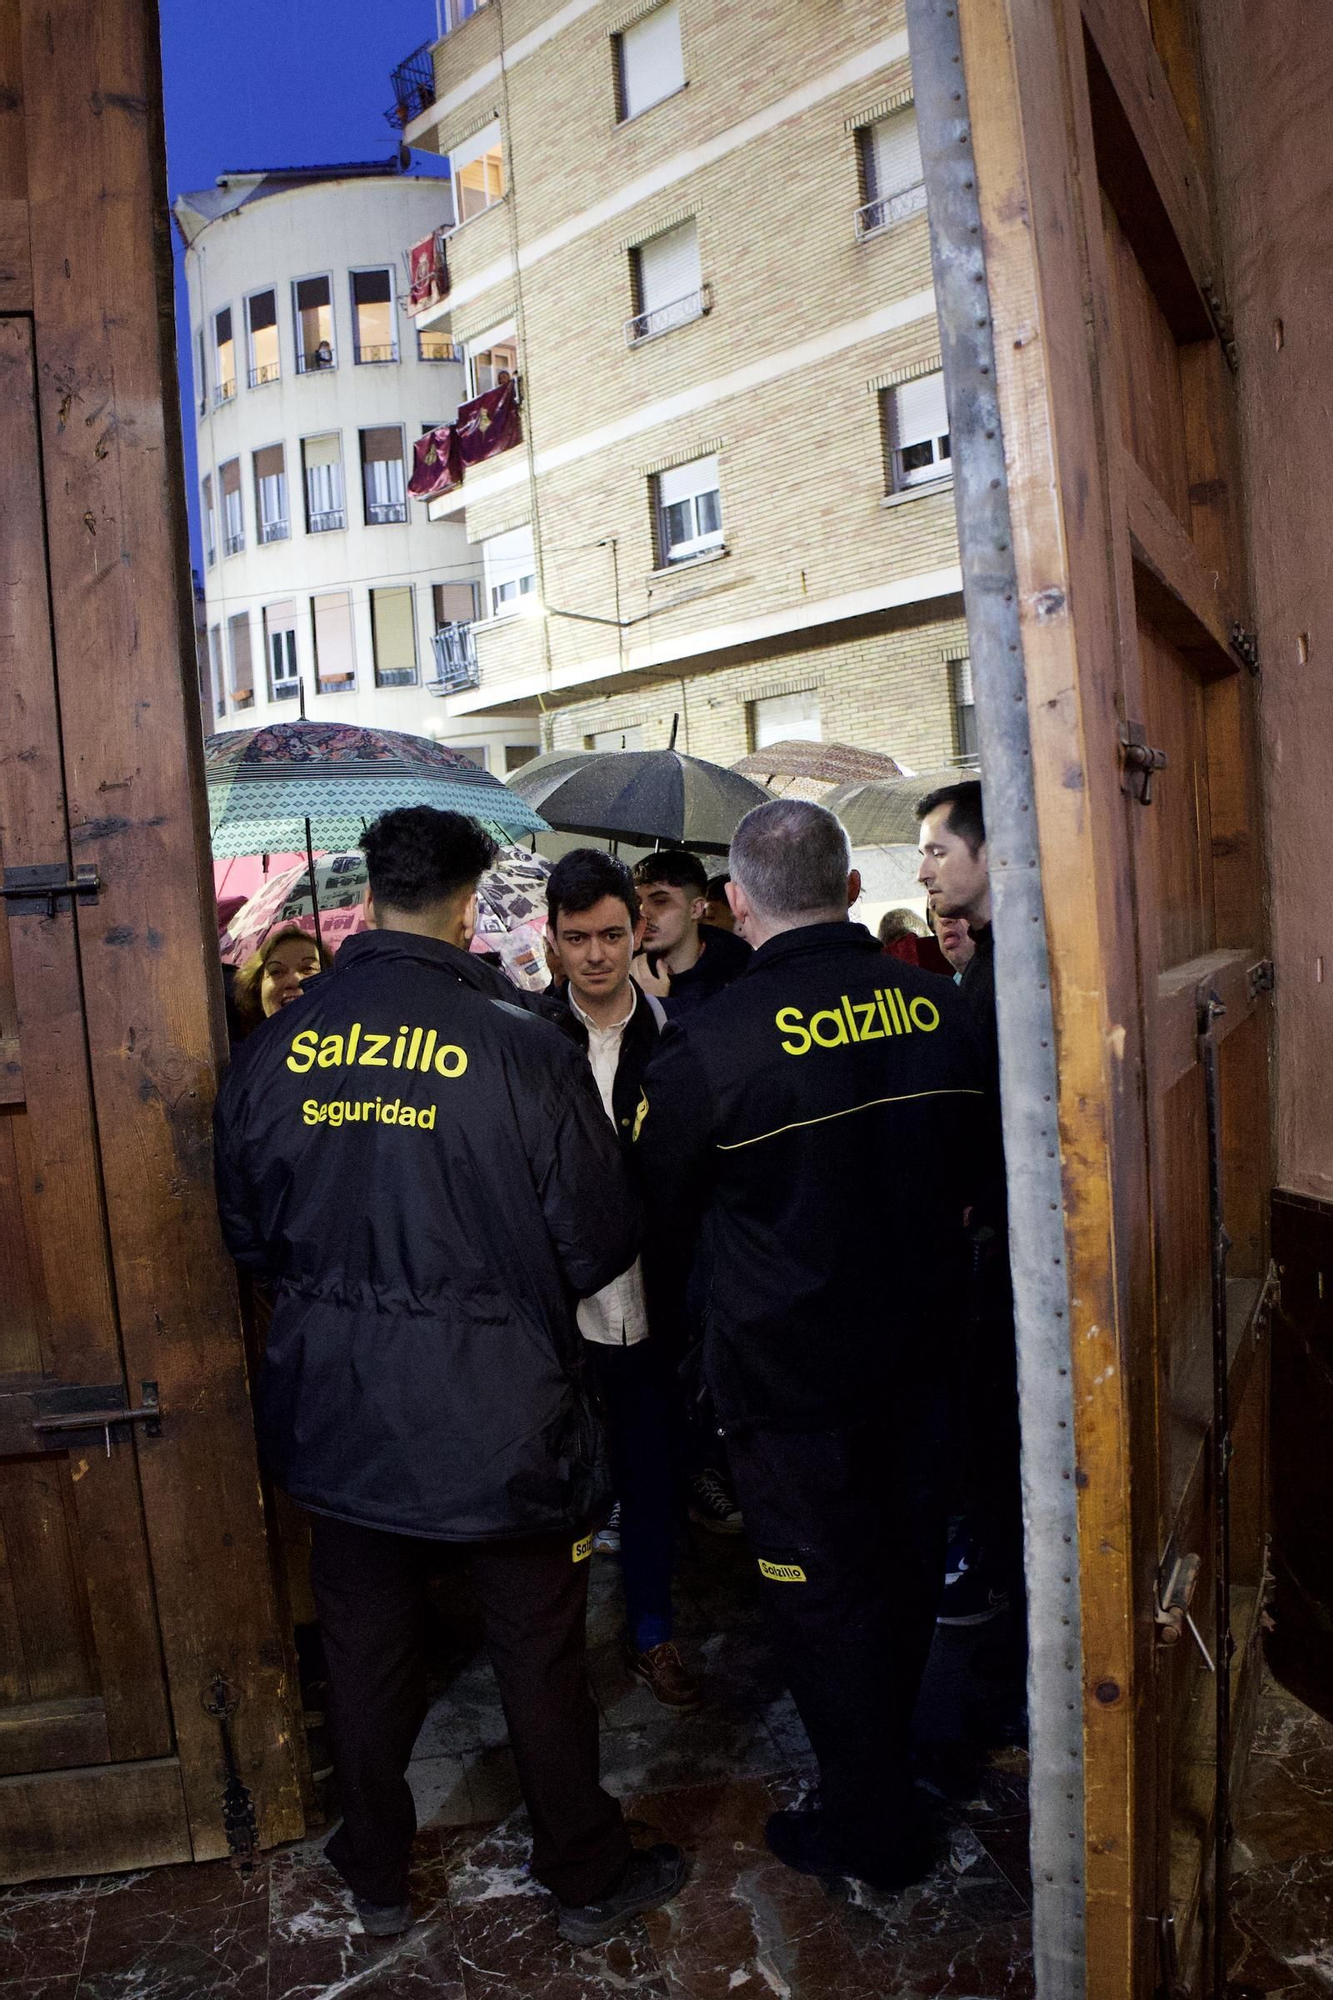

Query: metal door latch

[1119,722,1169,804]
[1155,1551,1214,1667]
[2,863,101,919]
[32,1381,161,1459]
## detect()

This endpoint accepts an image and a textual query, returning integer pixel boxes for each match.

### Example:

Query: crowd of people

[213,780,1017,1945]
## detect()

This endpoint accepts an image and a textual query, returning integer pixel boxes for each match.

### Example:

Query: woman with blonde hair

[231,924,330,1037]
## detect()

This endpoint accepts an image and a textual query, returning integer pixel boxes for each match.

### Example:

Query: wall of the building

[184,173,538,770]
[410,0,964,754]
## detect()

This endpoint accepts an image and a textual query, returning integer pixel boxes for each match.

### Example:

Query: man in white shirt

[546,849,702,1714]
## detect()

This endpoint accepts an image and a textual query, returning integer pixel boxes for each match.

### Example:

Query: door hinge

[1230,623,1261,675]
[1203,282,1239,373]
[2,863,100,919]
[1119,721,1169,805]
[1247,957,1275,999]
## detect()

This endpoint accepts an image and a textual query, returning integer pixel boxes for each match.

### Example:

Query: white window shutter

[867,107,924,200]
[621,2,684,119]
[890,371,948,449]
[637,220,700,313]
[658,453,718,508]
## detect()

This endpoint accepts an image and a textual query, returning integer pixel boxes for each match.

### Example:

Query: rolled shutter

[637,220,700,313]
[312,592,356,687]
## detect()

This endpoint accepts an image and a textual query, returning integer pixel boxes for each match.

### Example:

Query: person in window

[314,339,333,369]
[231,924,329,1039]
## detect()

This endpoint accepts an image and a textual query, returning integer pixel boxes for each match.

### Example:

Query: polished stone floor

[2,1530,1328,1998]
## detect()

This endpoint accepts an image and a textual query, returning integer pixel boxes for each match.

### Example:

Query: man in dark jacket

[631,849,751,1019]
[214,807,685,1946]
[634,800,988,1890]
[543,848,701,1714]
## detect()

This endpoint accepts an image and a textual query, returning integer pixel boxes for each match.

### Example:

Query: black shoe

[936,1550,1009,1627]
[764,1807,929,1892]
[556,1843,688,1944]
[353,1895,414,1937]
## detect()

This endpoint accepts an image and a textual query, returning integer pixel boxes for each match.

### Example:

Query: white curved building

[174,159,538,773]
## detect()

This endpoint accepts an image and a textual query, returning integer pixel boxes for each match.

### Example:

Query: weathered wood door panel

[909,0,1273,1991]
[0,0,303,1879]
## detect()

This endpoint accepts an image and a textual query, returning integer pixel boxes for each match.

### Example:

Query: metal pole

[304,816,324,957]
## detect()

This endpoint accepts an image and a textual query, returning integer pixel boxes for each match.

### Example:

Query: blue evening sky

[159,0,448,565]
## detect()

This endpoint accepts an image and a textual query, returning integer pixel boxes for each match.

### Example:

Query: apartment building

[174,159,539,772]
[397,0,971,768]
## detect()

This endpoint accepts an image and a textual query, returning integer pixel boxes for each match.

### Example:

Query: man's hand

[632,951,671,999]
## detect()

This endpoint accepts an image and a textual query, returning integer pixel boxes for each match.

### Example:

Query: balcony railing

[427,622,480,694]
[248,361,279,388]
[308,508,345,534]
[272,679,300,701]
[258,519,290,544]
[855,181,928,239]
[366,498,408,525]
[354,342,399,365]
[205,545,217,569]
[418,331,462,362]
[296,348,337,374]
[624,283,711,346]
[386,41,435,129]
[223,532,245,557]
[213,380,237,408]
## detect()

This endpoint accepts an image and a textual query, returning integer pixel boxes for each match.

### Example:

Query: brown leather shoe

[626,1639,703,1713]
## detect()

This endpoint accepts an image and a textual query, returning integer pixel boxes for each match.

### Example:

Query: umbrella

[730,739,909,787]
[506,748,772,855]
[821,769,964,848]
[205,720,548,857]
[219,846,554,992]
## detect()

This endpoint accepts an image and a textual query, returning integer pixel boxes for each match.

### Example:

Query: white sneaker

[593,1502,622,1554]
[688,1470,744,1536]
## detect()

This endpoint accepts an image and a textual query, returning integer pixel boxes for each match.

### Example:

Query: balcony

[248,361,279,388]
[366,499,408,525]
[272,680,300,702]
[258,519,290,545]
[624,283,712,346]
[296,348,336,375]
[354,342,399,365]
[418,331,461,362]
[308,508,345,534]
[223,532,244,557]
[213,380,237,409]
[855,181,928,239]
[427,622,480,694]
[386,41,435,129]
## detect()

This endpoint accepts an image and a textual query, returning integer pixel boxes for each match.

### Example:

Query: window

[293,275,335,372]
[311,591,357,693]
[227,610,254,711]
[450,121,505,222]
[505,744,538,772]
[418,329,459,361]
[202,474,217,568]
[465,331,518,398]
[195,328,208,415]
[219,458,244,555]
[615,1,684,120]
[301,434,344,533]
[370,585,419,687]
[883,371,951,491]
[482,524,537,617]
[213,307,236,405]
[951,656,979,765]
[590,726,643,751]
[627,219,706,343]
[209,626,225,718]
[856,105,927,238]
[359,427,407,524]
[253,444,289,543]
[246,289,280,386]
[265,601,300,702]
[654,453,723,564]
[432,581,477,629]
[751,690,821,751]
[351,269,398,364]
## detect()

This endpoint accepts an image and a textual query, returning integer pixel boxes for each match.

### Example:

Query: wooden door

[0,0,302,1879]
[907,0,1272,1993]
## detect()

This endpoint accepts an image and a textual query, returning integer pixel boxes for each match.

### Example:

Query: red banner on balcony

[407,232,449,314]
[455,380,521,466]
[408,425,463,499]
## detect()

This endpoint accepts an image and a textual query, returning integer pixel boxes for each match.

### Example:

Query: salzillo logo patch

[758,1558,808,1583]
[775,989,940,1056]
[572,1533,593,1563]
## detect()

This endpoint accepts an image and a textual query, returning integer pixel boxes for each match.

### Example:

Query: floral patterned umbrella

[219,846,554,992]
[205,720,547,856]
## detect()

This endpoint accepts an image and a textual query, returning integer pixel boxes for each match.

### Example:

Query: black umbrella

[506,748,772,855]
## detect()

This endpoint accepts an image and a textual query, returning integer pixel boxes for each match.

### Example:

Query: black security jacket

[660,921,751,1019]
[213,929,638,1540]
[633,922,990,1433]
[548,984,663,1162]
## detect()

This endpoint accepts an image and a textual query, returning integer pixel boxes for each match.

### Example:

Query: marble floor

[2,1530,1327,1998]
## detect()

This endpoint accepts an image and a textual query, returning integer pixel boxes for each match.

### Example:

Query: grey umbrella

[821,769,964,847]
[506,748,772,855]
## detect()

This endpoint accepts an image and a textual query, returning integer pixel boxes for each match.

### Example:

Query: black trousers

[725,1400,947,1865]
[309,1512,630,1908]
[586,1339,681,1653]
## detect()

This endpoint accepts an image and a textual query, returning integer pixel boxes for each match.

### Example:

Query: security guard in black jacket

[634,799,989,1890]
[214,808,686,1946]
